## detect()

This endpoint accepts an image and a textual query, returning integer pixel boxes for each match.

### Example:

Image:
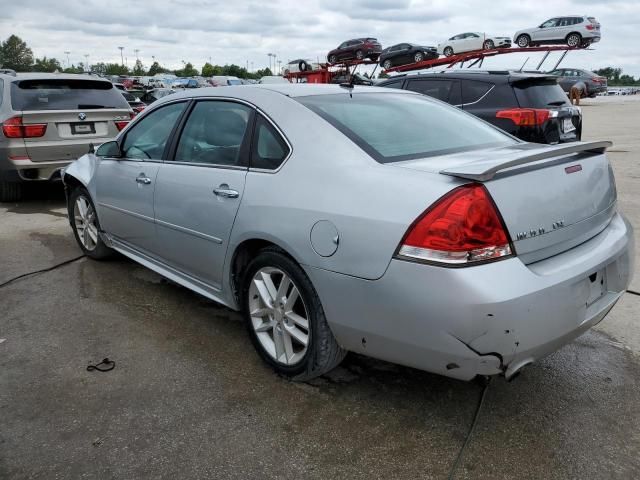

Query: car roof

[379,69,559,84]
[0,72,111,82]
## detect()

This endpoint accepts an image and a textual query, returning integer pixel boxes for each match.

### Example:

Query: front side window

[121,101,186,160]
[541,18,558,28]
[296,93,515,164]
[250,115,290,170]
[174,100,252,166]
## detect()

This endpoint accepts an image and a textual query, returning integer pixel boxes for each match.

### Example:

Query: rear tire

[0,180,23,202]
[566,33,582,47]
[443,46,454,57]
[382,59,392,69]
[516,34,530,48]
[483,39,495,50]
[414,52,424,62]
[355,50,365,60]
[328,54,337,64]
[241,247,346,381]
[68,187,113,260]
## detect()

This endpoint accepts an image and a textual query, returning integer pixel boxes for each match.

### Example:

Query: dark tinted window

[175,101,252,166]
[380,79,404,89]
[251,115,290,170]
[10,79,129,111]
[296,93,514,163]
[514,81,570,108]
[405,79,461,105]
[461,80,493,104]
[0,79,3,108]
[122,102,186,160]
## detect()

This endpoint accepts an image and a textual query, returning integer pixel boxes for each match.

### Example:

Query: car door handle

[213,185,239,198]
[136,174,152,185]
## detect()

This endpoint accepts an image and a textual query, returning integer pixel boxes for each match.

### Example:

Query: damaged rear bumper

[305,212,634,381]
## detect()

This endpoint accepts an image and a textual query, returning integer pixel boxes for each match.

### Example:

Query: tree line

[0,35,273,79]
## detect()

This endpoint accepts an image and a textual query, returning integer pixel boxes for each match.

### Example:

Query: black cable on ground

[0,255,85,289]
[447,377,491,480]
[626,289,640,297]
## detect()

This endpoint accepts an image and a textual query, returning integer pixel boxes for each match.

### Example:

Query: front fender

[62,153,100,198]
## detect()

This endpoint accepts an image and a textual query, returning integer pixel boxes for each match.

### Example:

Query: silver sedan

[63,84,634,382]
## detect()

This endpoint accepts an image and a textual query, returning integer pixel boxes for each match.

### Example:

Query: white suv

[514,16,601,48]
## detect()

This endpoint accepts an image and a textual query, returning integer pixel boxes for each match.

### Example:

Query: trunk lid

[395,142,617,264]
[20,109,130,162]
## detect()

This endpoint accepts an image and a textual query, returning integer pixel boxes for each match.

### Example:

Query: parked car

[329,72,373,86]
[378,70,582,144]
[63,84,633,383]
[210,76,243,87]
[0,72,132,201]
[379,43,438,69]
[327,38,382,64]
[258,76,290,84]
[112,83,126,91]
[548,68,607,97]
[121,91,146,115]
[514,16,601,48]
[172,78,199,89]
[437,33,511,57]
[139,88,176,105]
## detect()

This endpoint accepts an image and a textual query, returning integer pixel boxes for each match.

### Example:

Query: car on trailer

[514,16,601,48]
[327,38,382,64]
[379,43,438,70]
[437,32,511,57]
[378,70,582,144]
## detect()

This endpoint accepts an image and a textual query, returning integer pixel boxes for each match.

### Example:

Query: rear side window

[250,115,290,170]
[10,79,129,111]
[461,80,493,104]
[380,79,404,89]
[296,93,515,164]
[405,79,461,105]
[514,81,570,108]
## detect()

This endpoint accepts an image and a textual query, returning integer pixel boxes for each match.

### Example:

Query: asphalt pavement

[1,96,639,479]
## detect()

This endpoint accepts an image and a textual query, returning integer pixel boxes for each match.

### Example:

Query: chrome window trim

[248,108,293,174]
[454,84,496,108]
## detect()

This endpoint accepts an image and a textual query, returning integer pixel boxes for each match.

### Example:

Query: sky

[1,0,639,77]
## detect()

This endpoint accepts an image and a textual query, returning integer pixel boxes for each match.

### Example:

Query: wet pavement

[1,97,639,479]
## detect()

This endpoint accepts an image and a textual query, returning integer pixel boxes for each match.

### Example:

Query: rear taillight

[496,108,551,126]
[2,116,47,138]
[585,24,595,30]
[592,77,606,84]
[115,112,134,131]
[397,184,513,265]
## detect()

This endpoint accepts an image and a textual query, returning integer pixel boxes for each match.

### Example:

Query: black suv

[378,71,581,144]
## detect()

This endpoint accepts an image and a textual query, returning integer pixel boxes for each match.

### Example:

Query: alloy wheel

[383,59,392,69]
[248,267,310,365]
[517,35,529,47]
[74,195,98,251]
[567,34,581,47]
[414,52,424,62]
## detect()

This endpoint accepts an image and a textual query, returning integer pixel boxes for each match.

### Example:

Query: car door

[465,33,482,51]
[95,100,187,256]
[152,99,254,289]
[554,17,572,42]
[536,18,559,41]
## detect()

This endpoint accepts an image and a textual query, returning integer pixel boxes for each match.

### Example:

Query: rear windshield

[11,79,129,111]
[296,93,516,163]
[513,81,570,108]
[228,79,242,85]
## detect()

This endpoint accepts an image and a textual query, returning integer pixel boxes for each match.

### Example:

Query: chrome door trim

[98,202,155,224]
[154,218,224,244]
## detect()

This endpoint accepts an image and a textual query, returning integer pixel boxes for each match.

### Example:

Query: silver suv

[514,16,601,48]
[0,72,131,201]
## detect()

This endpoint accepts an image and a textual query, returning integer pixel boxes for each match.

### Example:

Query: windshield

[11,79,128,111]
[228,79,242,85]
[296,92,516,163]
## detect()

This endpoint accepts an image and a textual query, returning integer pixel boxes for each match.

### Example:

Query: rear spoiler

[440,141,612,182]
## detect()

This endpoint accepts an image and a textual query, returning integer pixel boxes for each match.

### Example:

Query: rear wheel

[566,33,582,47]
[382,59,393,69]
[69,187,112,259]
[241,247,346,381]
[443,46,454,57]
[355,50,364,60]
[483,39,495,50]
[516,34,530,48]
[0,180,23,202]
[414,52,424,63]
[328,54,337,64]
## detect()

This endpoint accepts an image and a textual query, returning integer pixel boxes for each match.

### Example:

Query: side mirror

[96,141,122,158]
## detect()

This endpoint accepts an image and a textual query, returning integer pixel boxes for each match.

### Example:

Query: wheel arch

[566,31,582,41]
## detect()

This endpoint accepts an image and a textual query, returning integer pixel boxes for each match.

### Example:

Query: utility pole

[277,60,282,75]
[118,46,124,66]
[134,49,140,62]
[84,54,89,72]
[64,51,70,68]
[267,53,273,71]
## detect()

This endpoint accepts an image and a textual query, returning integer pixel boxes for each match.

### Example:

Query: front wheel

[241,247,346,381]
[328,54,337,64]
[382,59,392,69]
[516,34,530,48]
[443,46,454,57]
[414,52,424,63]
[355,50,364,60]
[69,187,112,259]
[566,33,582,47]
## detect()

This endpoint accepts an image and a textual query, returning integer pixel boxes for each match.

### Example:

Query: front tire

[241,247,346,381]
[355,50,364,60]
[567,33,582,47]
[68,187,112,259]
[443,46,454,57]
[382,59,392,69]
[328,54,337,64]
[0,180,23,202]
[516,34,530,48]
[414,52,424,63]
